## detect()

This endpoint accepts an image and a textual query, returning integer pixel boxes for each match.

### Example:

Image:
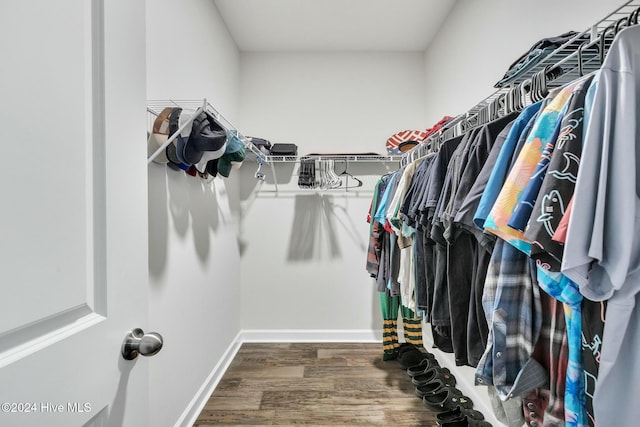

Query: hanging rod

[254,154,403,163]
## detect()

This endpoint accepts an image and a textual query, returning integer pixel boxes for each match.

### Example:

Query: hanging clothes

[561,25,640,427]
[365,20,640,427]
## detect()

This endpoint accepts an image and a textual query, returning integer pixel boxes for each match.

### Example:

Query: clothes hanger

[335,161,363,189]
[496,93,506,117]
[577,40,590,77]
[539,67,549,100]
[298,158,316,189]
[594,18,629,71]
[536,67,549,101]
[503,89,512,116]
[317,160,325,189]
[533,72,541,103]
[476,108,483,127]
[531,68,548,102]
[491,93,506,120]
[615,16,629,35]
[513,83,524,112]
[506,86,517,115]
[599,22,617,65]
[490,99,497,120]
[628,6,640,26]
[428,136,438,154]
[520,79,532,107]
[483,104,490,124]
[529,72,539,103]
[326,160,342,189]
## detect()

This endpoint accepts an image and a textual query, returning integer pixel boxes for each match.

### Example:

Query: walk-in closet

[2,0,640,426]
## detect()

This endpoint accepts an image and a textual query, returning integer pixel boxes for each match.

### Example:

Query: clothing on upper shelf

[494,31,584,88]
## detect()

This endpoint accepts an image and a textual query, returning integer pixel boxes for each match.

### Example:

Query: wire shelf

[253,154,403,163]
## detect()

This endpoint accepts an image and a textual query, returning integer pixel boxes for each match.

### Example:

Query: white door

[0,1,151,426]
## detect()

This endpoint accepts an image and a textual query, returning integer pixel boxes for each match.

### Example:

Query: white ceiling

[213,0,456,52]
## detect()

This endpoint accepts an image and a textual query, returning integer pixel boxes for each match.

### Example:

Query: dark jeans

[447,230,491,367]
[414,230,431,316]
[468,242,491,366]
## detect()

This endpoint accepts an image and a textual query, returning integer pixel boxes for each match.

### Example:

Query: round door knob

[122,328,164,360]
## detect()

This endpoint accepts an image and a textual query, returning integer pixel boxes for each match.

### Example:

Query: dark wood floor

[193,343,440,426]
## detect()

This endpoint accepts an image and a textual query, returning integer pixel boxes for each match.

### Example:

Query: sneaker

[406,356,440,376]
[412,366,456,387]
[415,381,461,399]
[436,407,485,426]
[423,387,473,413]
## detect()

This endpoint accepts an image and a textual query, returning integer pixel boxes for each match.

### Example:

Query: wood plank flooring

[193,343,440,426]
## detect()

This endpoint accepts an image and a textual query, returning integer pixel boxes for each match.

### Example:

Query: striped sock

[403,317,423,347]
[382,319,399,360]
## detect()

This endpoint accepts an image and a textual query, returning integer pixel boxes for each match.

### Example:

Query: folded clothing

[270,143,298,156]
[494,31,586,88]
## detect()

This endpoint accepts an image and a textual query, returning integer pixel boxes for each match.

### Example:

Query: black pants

[468,242,491,366]
[414,230,431,316]
[430,241,453,352]
[447,230,490,367]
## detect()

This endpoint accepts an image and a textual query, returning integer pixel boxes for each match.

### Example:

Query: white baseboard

[240,329,382,342]
[174,331,243,427]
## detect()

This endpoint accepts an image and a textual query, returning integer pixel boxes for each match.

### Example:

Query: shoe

[423,387,473,412]
[415,381,460,399]
[438,421,468,427]
[406,355,440,376]
[398,345,431,370]
[412,366,456,387]
[397,343,418,356]
[436,407,485,426]
[439,421,492,427]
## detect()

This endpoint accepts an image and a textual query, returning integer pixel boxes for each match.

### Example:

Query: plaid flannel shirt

[476,238,542,395]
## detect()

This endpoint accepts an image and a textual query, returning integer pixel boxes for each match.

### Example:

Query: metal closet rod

[259,154,403,163]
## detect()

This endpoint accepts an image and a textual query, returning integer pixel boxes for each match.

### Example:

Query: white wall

[239,52,426,153]
[423,0,624,124]
[146,0,240,115]
[237,53,426,335]
[145,1,242,426]
[237,163,395,335]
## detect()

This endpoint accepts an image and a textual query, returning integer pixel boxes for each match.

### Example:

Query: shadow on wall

[148,166,223,280]
[287,194,342,262]
[239,161,297,201]
[148,166,168,279]
[235,160,395,259]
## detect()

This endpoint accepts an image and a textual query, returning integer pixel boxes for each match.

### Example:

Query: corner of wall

[173,331,244,427]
